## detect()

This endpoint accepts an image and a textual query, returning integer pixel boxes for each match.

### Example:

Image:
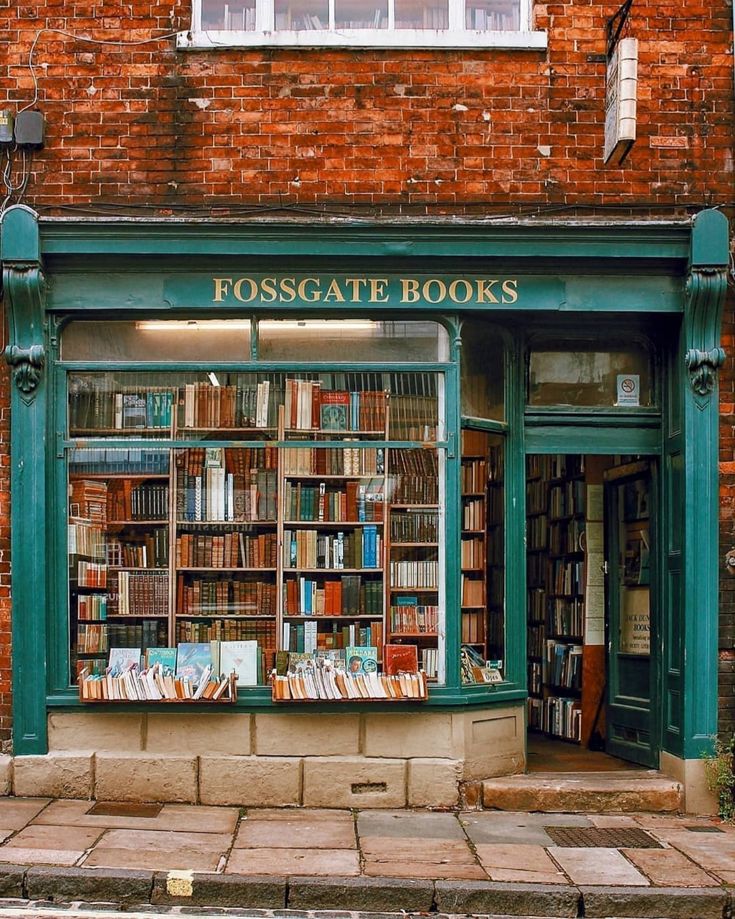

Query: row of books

[80,667,235,702]
[528,660,542,695]
[528,623,545,658]
[550,559,584,597]
[107,621,167,651]
[284,481,383,523]
[107,481,169,523]
[390,453,439,504]
[74,561,107,588]
[528,454,585,481]
[70,389,174,432]
[389,560,438,589]
[283,380,388,433]
[389,394,438,442]
[544,640,582,691]
[549,518,585,555]
[283,446,384,477]
[462,610,485,644]
[462,498,485,531]
[461,536,484,568]
[68,521,106,560]
[176,531,277,569]
[107,530,169,569]
[70,448,170,475]
[69,480,108,525]
[282,574,382,616]
[177,468,278,523]
[389,600,439,634]
[112,571,169,616]
[283,527,381,570]
[390,510,438,543]
[175,619,277,652]
[179,447,279,476]
[549,481,586,519]
[462,459,487,494]
[548,597,584,638]
[542,695,582,742]
[527,514,548,550]
[461,575,484,606]
[281,621,383,653]
[272,669,427,702]
[181,381,276,429]
[176,576,277,617]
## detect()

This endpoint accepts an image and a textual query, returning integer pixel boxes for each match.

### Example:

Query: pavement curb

[288,876,435,912]
[2,866,732,918]
[578,884,729,919]
[434,879,580,918]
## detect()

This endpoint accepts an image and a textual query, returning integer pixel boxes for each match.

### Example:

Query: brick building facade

[0,0,732,803]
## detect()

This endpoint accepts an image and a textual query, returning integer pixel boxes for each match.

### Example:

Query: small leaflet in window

[616,374,640,406]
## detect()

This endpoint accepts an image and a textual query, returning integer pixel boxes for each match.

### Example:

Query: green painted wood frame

[0,206,728,758]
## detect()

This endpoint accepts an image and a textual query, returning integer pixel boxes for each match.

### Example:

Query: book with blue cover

[176,642,212,684]
[346,645,378,675]
[145,647,177,673]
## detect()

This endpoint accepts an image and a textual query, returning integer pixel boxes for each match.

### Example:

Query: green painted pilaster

[1,205,48,754]
[679,208,729,758]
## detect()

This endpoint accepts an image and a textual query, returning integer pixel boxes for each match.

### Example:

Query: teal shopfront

[0,205,728,809]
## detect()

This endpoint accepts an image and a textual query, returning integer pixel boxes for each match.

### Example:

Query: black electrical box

[14,111,44,148]
[0,111,13,146]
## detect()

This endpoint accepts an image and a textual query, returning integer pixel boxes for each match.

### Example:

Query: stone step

[481,771,683,813]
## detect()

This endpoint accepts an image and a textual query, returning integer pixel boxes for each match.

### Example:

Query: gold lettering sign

[213,276,519,306]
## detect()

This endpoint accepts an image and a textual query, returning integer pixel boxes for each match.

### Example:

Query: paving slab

[360,835,475,864]
[245,808,346,821]
[4,824,105,851]
[0,847,84,866]
[475,843,570,885]
[81,829,231,872]
[32,800,240,834]
[658,831,735,877]
[622,847,720,887]
[588,815,639,828]
[362,859,488,880]
[549,847,650,886]
[357,810,466,839]
[235,815,355,849]
[460,811,590,847]
[226,847,360,877]
[0,799,51,830]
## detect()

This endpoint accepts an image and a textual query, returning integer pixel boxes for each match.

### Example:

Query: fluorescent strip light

[259,320,376,332]
[136,320,252,331]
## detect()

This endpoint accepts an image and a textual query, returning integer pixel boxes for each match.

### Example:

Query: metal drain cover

[685,825,724,833]
[87,802,163,818]
[545,826,663,848]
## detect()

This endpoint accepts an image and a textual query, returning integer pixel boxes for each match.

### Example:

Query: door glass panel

[461,319,504,421]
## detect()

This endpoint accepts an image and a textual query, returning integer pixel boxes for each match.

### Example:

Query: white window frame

[178,0,546,48]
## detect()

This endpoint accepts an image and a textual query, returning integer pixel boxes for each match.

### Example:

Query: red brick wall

[1,0,734,741]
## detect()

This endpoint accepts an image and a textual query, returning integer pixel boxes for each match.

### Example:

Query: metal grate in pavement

[685,825,724,833]
[87,801,163,818]
[544,826,663,848]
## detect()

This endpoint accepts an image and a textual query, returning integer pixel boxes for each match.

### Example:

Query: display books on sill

[78,664,236,702]
[272,663,427,701]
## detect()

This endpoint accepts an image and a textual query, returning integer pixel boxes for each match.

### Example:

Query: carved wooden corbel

[4,344,45,395]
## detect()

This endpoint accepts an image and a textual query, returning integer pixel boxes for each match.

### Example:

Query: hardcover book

[346,645,378,675]
[384,643,419,675]
[320,391,350,431]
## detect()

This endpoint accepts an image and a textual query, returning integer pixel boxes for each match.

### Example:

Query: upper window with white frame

[177,0,545,48]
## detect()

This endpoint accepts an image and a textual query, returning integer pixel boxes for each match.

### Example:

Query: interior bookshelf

[526,454,586,743]
[67,370,443,688]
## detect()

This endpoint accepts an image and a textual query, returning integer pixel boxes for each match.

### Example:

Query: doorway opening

[526,454,658,772]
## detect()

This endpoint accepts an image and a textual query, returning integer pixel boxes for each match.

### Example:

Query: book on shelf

[282,620,382,654]
[389,597,438,634]
[177,448,277,523]
[283,446,384,477]
[283,574,382,617]
[176,531,277,569]
[283,480,383,523]
[79,665,236,702]
[108,647,142,672]
[77,623,109,654]
[390,509,438,543]
[69,480,108,525]
[390,559,438,589]
[176,575,276,617]
[70,388,174,432]
[110,570,168,616]
[107,621,166,652]
[282,526,382,570]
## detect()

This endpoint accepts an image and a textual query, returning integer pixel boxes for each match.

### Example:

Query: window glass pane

[259,319,448,362]
[465,0,519,29]
[461,319,504,421]
[202,0,257,28]
[394,0,448,28]
[68,369,446,692]
[62,320,252,362]
[460,430,504,684]
[274,0,329,28]
[528,340,654,408]
[336,0,388,27]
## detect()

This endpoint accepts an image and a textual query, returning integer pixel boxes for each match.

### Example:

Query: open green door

[605,460,659,768]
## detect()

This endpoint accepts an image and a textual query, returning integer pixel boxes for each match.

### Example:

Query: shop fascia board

[27,217,694,263]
